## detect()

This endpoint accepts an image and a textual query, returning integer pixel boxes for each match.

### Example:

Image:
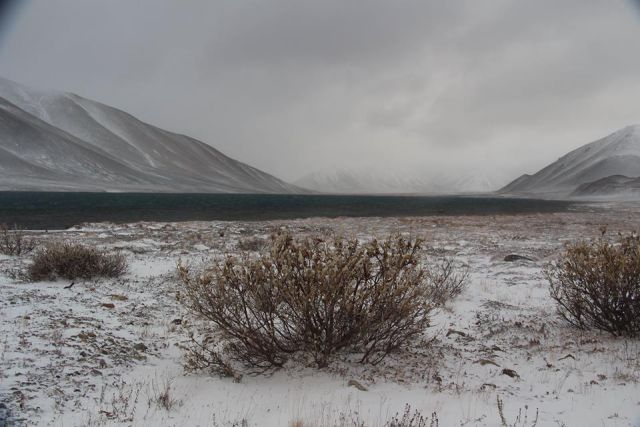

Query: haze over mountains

[0,77,301,193]
[0,77,638,198]
[295,167,514,194]
[500,125,640,198]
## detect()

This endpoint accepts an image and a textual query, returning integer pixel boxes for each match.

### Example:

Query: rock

[347,379,368,391]
[475,359,500,367]
[501,368,520,379]
[134,343,147,352]
[559,353,576,361]
[504,254,534,262]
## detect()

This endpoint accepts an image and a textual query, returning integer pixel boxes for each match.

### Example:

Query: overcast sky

[0,0,639,182]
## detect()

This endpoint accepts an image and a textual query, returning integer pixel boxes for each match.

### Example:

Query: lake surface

[0,192,578,230]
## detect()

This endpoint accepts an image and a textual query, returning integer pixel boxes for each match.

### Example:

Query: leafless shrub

[28,242,127,281]
[496,396,538,427]
[94,380,142,424]
[236,237,266,252]
[287,405,437,427]
[546,232,640,337]
[386,404,438,427]
[179,233,466,371]
[181,334,240,380]
[426,258,469,306]
[148,376,181,411]
[0,224,36,256]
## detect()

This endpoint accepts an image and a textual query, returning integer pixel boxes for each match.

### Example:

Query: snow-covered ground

[2,204,640,426]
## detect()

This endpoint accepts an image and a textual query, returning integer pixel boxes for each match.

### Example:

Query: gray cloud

[0,0,639,181]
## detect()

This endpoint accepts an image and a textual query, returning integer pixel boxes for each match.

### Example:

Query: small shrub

[546,232,640,337]
[426,258,468,306]
[386,404,437,427]
[0,223,36,256]
[28,242,128,281]
[148,376,181,411]
[236,237,266,252]
[287,405,437,427]
[181,334,240,380]
[496,396,538,427]
[179,233,466,371]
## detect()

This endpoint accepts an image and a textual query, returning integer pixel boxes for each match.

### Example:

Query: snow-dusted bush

[28,242,127,281]
[546,233,640,337]
[236,237,266,252]
[0,223,35,255]
[179,233,466,371]
[425,257,468,306]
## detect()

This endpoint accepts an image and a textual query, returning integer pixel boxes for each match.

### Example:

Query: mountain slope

[500,125,640,196]
[0,77,301,193]
[571,175,640,198]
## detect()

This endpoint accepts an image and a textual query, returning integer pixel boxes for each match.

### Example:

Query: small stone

[134,343,147,352]
[476,359,500,367]
[504,254,535,262]
[347,379,368,391]
[559,354,576,361]
[502,368,520,379]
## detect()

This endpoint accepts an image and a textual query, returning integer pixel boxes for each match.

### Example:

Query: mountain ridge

[0,77,303,193]
[500,125,640,198]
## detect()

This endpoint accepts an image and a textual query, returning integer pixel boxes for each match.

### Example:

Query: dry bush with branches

[546,232,640,337]
[0,223,36,256]
[28,242,128,281]
[426,258,468,306]
[288,404,437,427]
[236,237,267,252]
[179,233,467,371]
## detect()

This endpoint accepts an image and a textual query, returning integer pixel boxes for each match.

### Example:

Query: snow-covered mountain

[571,175,640,198]
[295,167,512,194]
[0,77,302,193]
[500,125,640,197]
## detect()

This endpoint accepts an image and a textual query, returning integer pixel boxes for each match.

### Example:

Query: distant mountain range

[295,167,513,194]
[0,77,301,193]
[2,77,638,199]
[500,125,640,199]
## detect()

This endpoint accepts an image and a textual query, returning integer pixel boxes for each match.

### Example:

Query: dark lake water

[0,192,578,230]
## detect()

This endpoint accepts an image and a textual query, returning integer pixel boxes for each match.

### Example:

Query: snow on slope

[571,174,640,198]
[501,125,640,196]
[295,166,513,194]
[0,77,302,193]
